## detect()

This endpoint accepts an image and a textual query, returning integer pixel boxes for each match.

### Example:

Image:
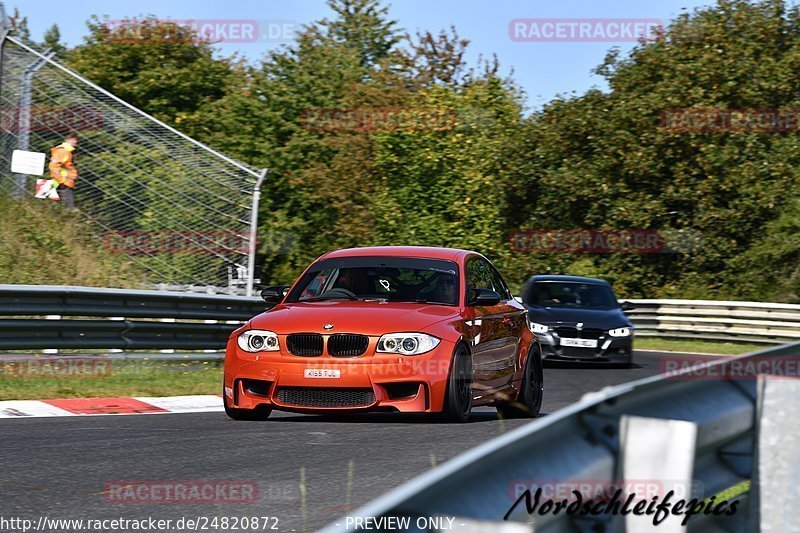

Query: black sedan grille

[554,327,604,340]
[561,346,601,358]
[327,334,369,357]
[286,334,324,356]
[276,387,375,408]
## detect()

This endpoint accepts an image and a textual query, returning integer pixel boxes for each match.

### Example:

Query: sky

[8,0,789,111]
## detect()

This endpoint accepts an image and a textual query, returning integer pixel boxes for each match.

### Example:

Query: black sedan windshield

[286,256,460,305]
[525,282,618,310]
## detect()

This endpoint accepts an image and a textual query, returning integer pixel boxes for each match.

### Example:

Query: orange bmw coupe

[223,246,542,422]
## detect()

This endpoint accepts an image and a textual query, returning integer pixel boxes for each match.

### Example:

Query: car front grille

[560,347,601,358]
[554,327,604,340]
[286,334,324,356]
[276,387,376,408]
[327,334,369,357]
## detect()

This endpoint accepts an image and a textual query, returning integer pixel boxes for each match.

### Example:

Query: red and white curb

[0,395,223,418]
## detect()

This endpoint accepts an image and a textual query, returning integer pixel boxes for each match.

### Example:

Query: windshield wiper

[302,294,358,302]
[414,299,451,306]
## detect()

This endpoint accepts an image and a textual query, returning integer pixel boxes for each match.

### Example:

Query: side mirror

[620,301,635,311]
[260,285,290,305]
[469,288,502,307]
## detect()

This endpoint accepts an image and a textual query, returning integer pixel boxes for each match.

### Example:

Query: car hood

[249,301,461,336]
[526,305,631,329]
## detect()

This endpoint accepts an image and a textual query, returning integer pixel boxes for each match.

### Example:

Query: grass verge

[0,193,146,287]
[0,360,222,400]
[635,337,768,355]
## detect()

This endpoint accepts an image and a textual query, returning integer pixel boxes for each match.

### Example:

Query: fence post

[0,4,9,179]
[13,50,54,197]
[246,168,269,297]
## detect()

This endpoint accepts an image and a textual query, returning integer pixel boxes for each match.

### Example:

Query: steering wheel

[320,288,357,299]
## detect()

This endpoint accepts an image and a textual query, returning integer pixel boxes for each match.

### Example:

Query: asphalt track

[0,351,712,532]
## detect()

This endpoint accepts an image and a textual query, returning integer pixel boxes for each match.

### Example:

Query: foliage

[67,15,235,123]
[22,0,800,302]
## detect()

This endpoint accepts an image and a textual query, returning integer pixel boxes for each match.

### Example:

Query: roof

[321,246,473,262]
[527,275,611,285]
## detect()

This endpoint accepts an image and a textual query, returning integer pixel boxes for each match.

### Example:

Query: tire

[497,349,543,419]
[223,386,272,421]
[441,344,473,423]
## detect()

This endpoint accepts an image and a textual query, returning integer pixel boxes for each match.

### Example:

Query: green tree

[67,16,234,122]
[42,24,66,56]
[505,0,800,300]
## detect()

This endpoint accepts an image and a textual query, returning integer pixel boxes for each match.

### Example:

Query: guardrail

[322,341,800,532]
[623,299,800,344]
[0,285,264,350]
[2,286,798,350]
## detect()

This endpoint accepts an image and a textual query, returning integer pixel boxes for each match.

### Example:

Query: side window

[487,263,512,300]
[465,257,494,293]
[299,269,334,299]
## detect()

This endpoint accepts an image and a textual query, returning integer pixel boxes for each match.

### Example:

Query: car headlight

[608,327,632,337]
[237,329,280,352]
[529,322,549,334]
[377,333,440,355]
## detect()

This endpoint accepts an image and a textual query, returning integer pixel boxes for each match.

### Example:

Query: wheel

[223,386,272,421]
[497,349,543,419]
[442,344,473,423]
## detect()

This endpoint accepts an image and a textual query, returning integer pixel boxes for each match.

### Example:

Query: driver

[434,274,457,304]
[342,268,371,296]
[534,286,560,305]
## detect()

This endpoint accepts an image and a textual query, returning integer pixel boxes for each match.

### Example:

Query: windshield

[525,282,618,310]
[286,256,460,306]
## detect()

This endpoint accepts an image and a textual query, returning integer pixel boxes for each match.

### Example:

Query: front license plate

[304,369,341,379]
[560,338,598,348]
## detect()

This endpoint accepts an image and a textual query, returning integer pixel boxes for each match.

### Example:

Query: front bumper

[224,339,456,414]
[537,331,633,364]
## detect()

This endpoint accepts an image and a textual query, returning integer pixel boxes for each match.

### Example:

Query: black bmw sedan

[520,275,634,366]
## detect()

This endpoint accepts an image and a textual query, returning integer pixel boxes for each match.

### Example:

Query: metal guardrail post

[749,376,800,532]
[620,416,698,533]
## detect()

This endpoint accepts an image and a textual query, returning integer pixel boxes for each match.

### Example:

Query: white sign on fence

[11,150,46,176]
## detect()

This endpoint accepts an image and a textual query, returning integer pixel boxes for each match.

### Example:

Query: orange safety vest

[48,142,77,188]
